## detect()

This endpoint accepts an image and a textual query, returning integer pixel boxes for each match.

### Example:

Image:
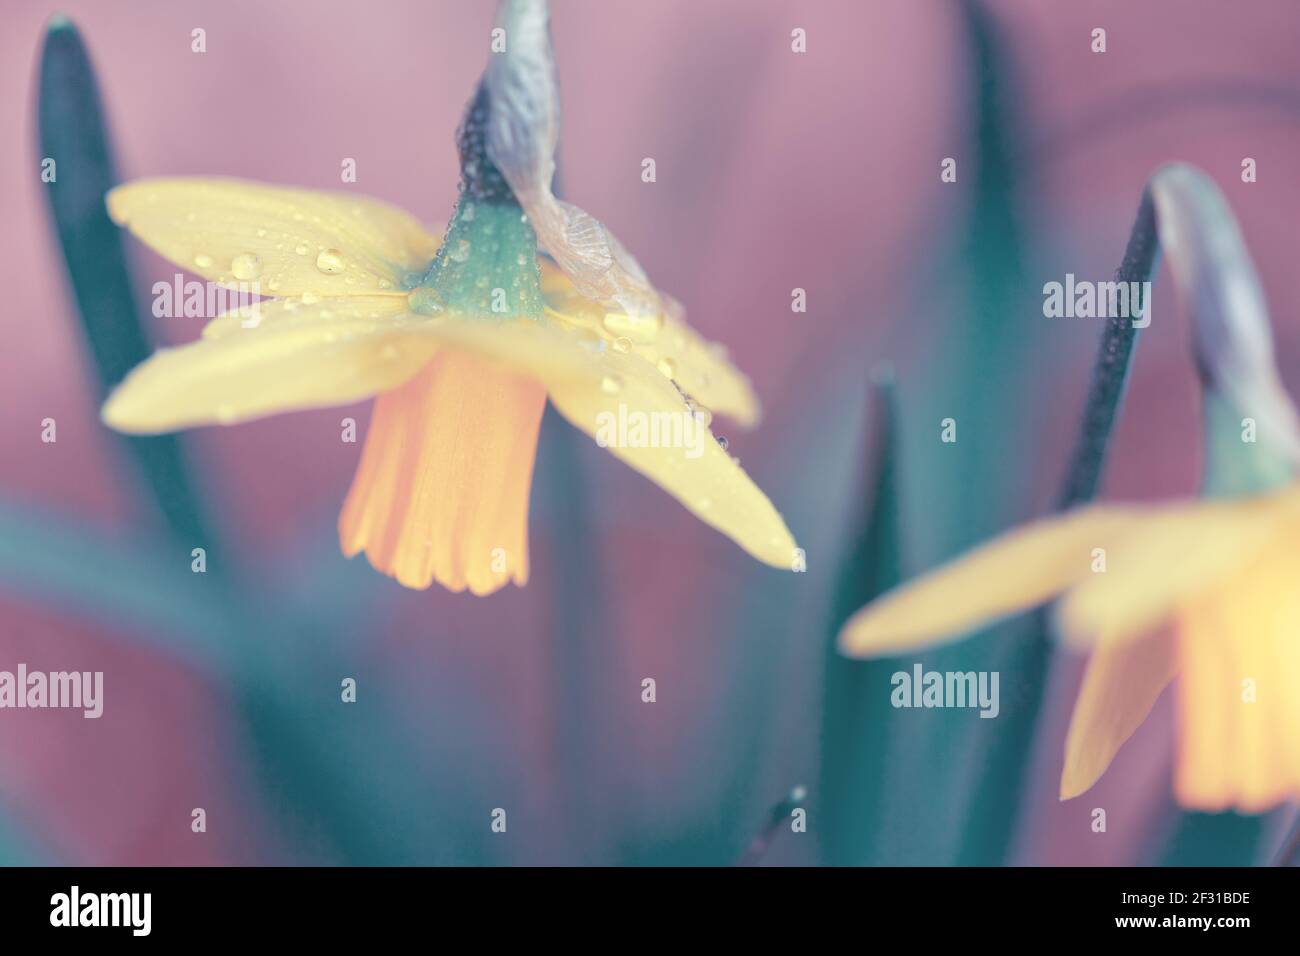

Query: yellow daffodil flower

[100,9,796,596]
[842,164,1300,815]
[838,484,1300,812]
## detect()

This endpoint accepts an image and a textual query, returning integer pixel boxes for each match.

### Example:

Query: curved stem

[1056,190,1160,509]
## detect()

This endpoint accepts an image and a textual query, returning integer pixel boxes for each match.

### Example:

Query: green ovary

[408,197,544,320]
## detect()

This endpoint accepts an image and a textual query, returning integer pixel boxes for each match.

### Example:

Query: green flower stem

[955,186,1159,865]
[1056,189,1159,508]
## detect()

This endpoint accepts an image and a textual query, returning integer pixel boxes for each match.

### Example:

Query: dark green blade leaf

[817,372,903,865]
[38,17,214,549]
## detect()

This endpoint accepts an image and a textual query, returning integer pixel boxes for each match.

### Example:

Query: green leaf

[817,371,903,865]
[0,501,241,675]
[866,0,1046,864]
[1160,811,1263,866]
[529,407,625,864]
[37,17,215,551]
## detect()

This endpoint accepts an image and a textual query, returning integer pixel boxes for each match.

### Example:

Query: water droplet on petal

[294,243,310,256]
[716,435,729,451]
[600,375,623,395]
[657,357,677,379]
[603,310,662,343]
[612,336,632,353]
[194,253,214,269]
[231,252,263,280]
[406,288,445,315]
[315,248,346,274]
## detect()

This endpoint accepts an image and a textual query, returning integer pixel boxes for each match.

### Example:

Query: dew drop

[716,435,729,451]
[231,252,263,280]
[657,357,677,379]
[294,243,310,256]
[603,310,662,343]
[600,375,623,395]
[612,336,632,354]
[193,253,214,269]
[315,248,346,274]
[406,288,445,315]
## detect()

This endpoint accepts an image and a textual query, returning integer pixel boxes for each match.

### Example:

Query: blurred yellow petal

[540,258,759,427]
[1174,545,1300,812]
[1054,493,1292,649]
[410,313,795,567]
[339,350,546,594]
[107,177,439,297]
[1059,629,1176,800]
[838,506,1143,657]
[102,297,437,432]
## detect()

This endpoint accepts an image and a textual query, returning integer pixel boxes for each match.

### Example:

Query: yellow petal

[107,177,439,297]
[1059,629,1177,800]
[410,314,796,568]
[838,506,1144,657]
[1053,492,1293,649]
[539,257,759,426]
[102,297,437,432]
[339,350,546,595]
[1174,544,1300,812]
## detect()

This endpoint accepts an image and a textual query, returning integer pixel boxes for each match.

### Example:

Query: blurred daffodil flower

[101,0,796,595]
[838,485,1300,812]
[839,166,1300,813]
